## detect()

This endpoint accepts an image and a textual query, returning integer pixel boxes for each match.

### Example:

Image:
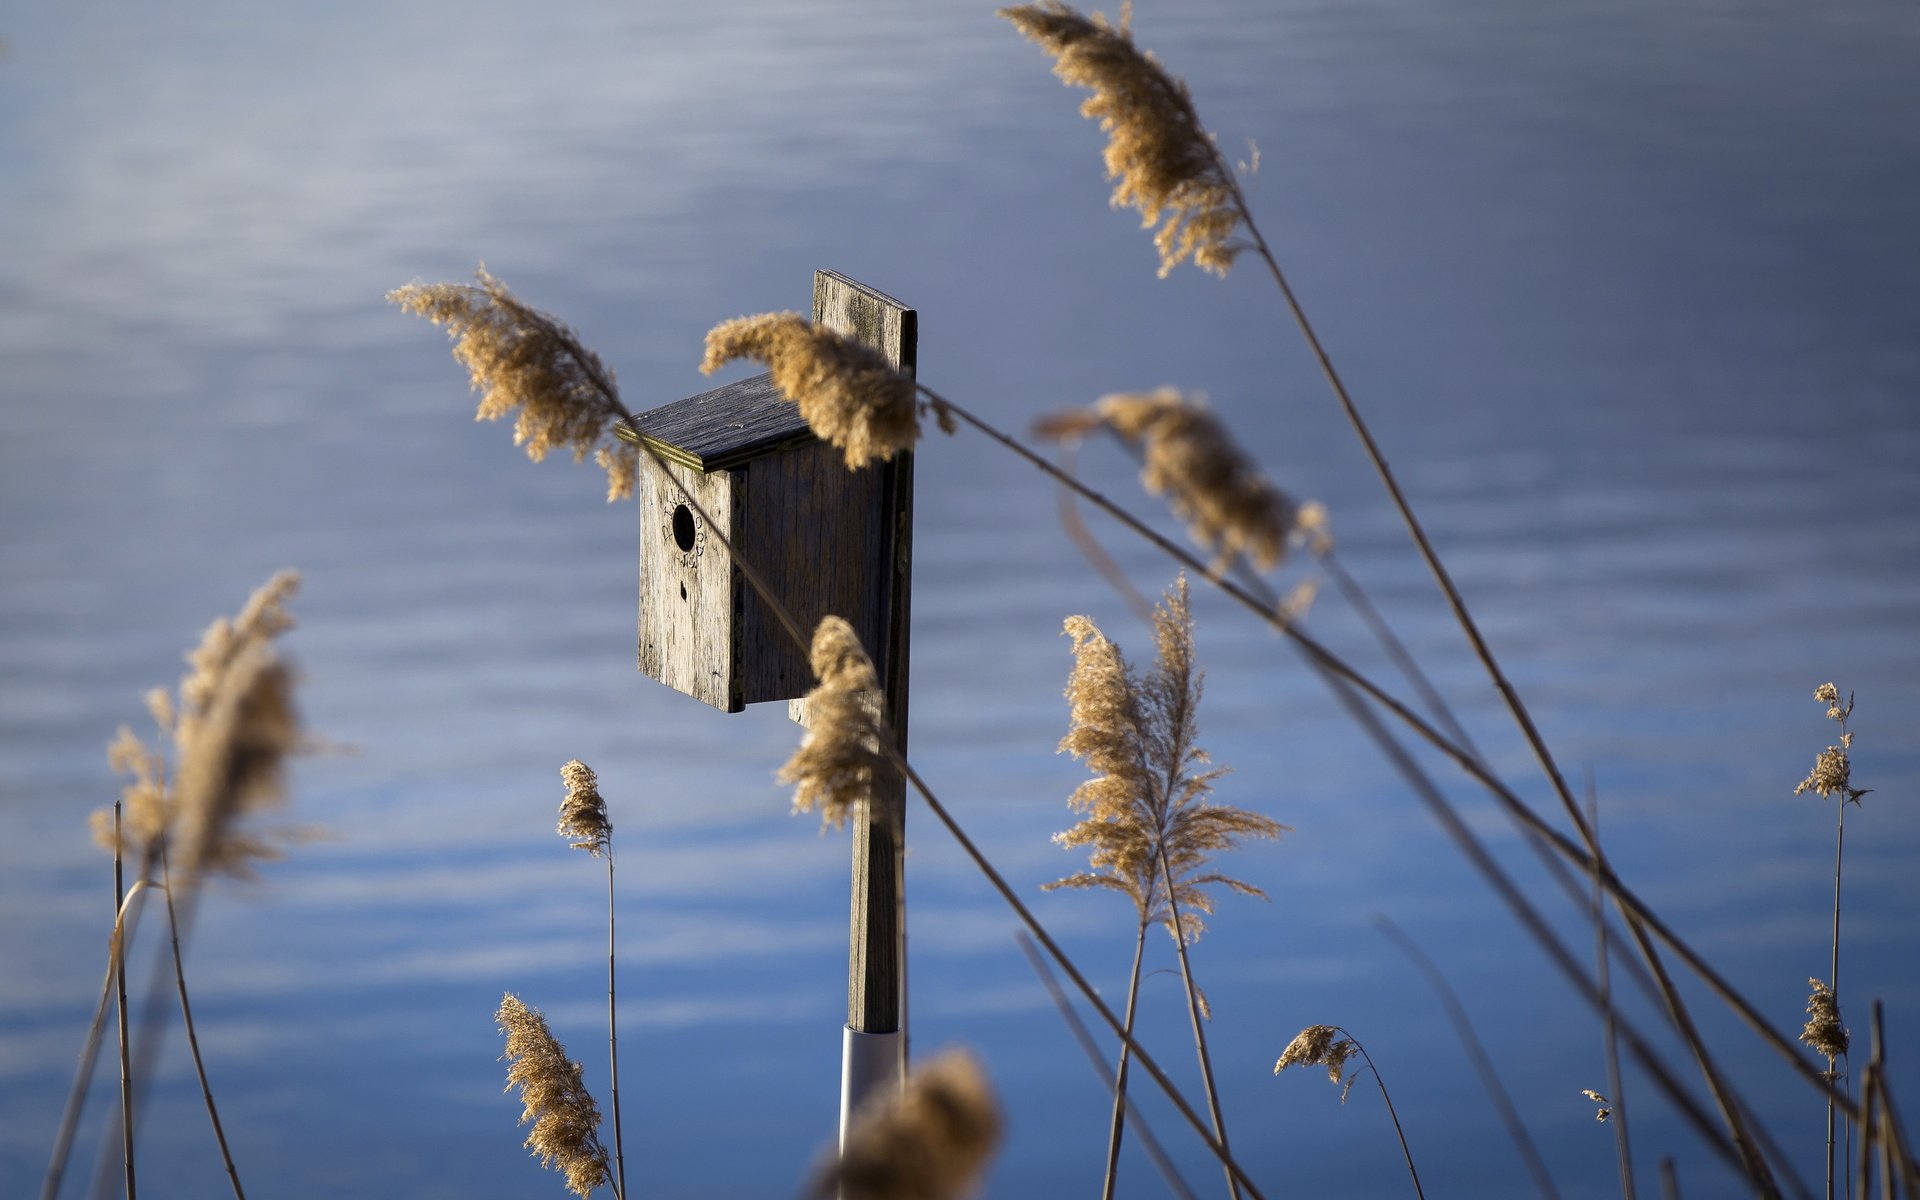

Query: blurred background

[3,0,1918,1195]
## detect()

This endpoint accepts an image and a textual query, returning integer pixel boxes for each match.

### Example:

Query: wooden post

[795,270,915,1142]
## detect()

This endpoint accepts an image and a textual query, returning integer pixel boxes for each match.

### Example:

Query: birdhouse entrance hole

[671,504,697,552]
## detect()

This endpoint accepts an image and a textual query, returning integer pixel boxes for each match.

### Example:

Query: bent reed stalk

[1001,7,1795,1190]
[1273,1025,1425,1200]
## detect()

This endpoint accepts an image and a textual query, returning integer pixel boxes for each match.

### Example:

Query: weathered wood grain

[805,269,916,1039]
[621,372,813,472]
[637,457,744,712]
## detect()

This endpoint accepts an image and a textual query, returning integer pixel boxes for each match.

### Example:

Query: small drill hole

[671,504,697,552]
[679,582,688,601]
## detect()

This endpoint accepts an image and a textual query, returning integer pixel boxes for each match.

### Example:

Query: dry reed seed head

[171,643,299,884]
[779,617,888,830]
[1581,1089,1614,1122]
[815,1049,1002,1200]
[1274,1024,1360,1100]
[1000,2,1243,276]
[1098,389,1297,571]
[94,571,303,876]
[1051,579,1284,937]
[496,993,610,1199]
[699,312,922,469]
[390,269,637,502]
[1294,500,1333,557]
[1801,978,1850,1060]
[556,759,612,856]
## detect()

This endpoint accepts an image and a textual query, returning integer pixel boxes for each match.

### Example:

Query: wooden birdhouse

[631,271,916,714]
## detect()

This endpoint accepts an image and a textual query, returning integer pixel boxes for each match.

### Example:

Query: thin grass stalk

[1374,916,1561,1200]
[159,850,244,1200]
[1859,1064,1880,1200]
[1831,795,1850,1200]
[43,881,151,1200]
[604,843,627,1200]
[554,380,1270,1198]
[113,803,135,1200]
[1588,788,1637,1200]
[1339,1031,1426,1200]
[1016,932,1200,1200]
[932,388,1871,1135]
[1153,838,1241,1200]
[1660,1159,1683,1200]
[1212,164,1784,1187]
[1316,547,1480,760]
[1100,922,1150,1200]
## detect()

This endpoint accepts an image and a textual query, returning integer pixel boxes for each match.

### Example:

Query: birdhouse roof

[618,373,811,472]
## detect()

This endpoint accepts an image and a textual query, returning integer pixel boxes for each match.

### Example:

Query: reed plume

[389,269,638,502]
[1274,1025,1360,1098]
[555,760,626,1200]
[497,993,614,1199]
[811,1049,1002,1200]
[779,617,889,830]
[700,311,934,469]
[1038,390,1299,572]
[1051,577,1284,936]
[1582,1090,1615,1123]
[1275,1024,1426,1196]
[1000,2,1242,276]
[1051,576,1282,1199]
[1801,979,1849,1063]
[90,570,302,884]
[558,759,612,856]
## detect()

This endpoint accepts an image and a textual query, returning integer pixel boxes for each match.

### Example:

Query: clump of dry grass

[1039,390,1300,572]
[1802,978,1849,1062]
[497,993,614,1199]
[92,570,304,884]
[812,1049,1002,1200]
[390,269,639,502]
[1000,2,1242,276]
[1580,1089,1614,1123]
[1051,577,1284,938]
[558,759,612,856]
[779,617,888,830]
[1274,1025,1360,1097]
[700,312,932,469]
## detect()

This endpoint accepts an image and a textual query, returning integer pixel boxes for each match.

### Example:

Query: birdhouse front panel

[633,370,896,713]
[637,455,742,712]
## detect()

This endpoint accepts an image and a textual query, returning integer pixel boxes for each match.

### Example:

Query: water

[3,1,1918,1196]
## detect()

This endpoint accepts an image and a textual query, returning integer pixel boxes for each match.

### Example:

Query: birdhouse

[632,271,915,714]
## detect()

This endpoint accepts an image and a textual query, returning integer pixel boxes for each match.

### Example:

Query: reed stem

[605,843,628,1200]
[160,849,244,1200]
[44,880,151,1200]
[1830,795,1848,1200]
[1375,915,1560,1200]
[1017,932,1199,1200]
[1339,1030,1426,1200]
[929,389,1863,1139]
[1155,839,1240,1200]
[113,804,135,1200]
[1587,790,1637,1200]
[1101,923,1149,1200]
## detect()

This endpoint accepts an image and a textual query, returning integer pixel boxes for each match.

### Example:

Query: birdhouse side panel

[736,441,891,706]
[638,461,743,712]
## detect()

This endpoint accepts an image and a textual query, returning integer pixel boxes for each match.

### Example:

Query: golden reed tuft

[779,617,888,829]
[1800,977,1849,1061]
[1049,577,1284,943]
[1001,2,1243,276]
[1039,389,1301,572]
[496,993,612,1199]
[700,312,927,469]
[813,1049,1002,1200]
[557,759,612,856]
[1580,1088,1614,1122]
[1274,1024,1360,1101]
[390,269,639,502]
[93,571,303,884]
[1795,682,1868,804]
